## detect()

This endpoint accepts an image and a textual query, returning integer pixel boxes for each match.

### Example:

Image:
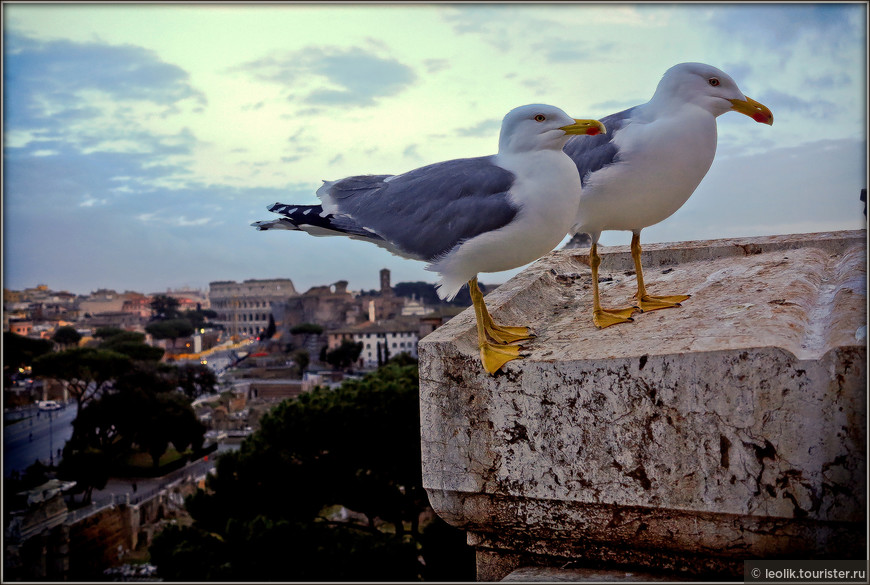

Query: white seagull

[253,104,606,373]
[563,62,774,328]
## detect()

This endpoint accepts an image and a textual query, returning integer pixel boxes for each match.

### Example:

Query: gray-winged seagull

[563,62,773,328]
[253,104,606,373]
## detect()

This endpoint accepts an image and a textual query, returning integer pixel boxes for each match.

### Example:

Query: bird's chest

[586,117,717,229]
[503,151,582,228]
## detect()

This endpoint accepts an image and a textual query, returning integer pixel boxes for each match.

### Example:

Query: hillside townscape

[3,269,493,581]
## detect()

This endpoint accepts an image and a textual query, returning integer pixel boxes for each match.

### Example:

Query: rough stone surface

[502,565,694,582]
[418,230,866,581]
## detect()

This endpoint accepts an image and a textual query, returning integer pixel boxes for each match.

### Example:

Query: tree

[290,323,324,335]
[93,327,126,340]
[51,326,81,349]
[325,340,363,370]
[98,331,165,361]
[262,314,276,340]
[150,295,181,320]
[4,331,54,367]
[145,318,195,350]
[57,360,207,495]
[290,349,310,373]
[32,347,131,414]
[173,363,218,401]
[59,441,114,505]
[392,281,444,307]
[136,392,205,468]
[182,307,217,330]
[108,363,205,466]
[3,331,53,386]
[57,386,145,504]
[150,362,475,581]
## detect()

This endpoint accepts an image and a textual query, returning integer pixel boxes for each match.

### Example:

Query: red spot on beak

[753,112,770,124]
[586,127,600,136]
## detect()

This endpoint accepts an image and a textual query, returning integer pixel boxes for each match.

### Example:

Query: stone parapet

[418,230,866,581]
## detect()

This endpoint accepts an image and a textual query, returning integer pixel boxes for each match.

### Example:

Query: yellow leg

[591,243,637,328]
[469,277,525,374]
[474,279,535,344]
[631,233,690,312]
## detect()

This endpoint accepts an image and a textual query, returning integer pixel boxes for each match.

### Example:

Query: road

[4,403,76,477]
[84,442,240,511]
[3,343,251,479]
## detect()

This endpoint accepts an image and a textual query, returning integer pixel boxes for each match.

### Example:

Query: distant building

[122,294,153,318]
[244,378,313,402]
[80,311,144,331]
[4,286,80,327]
[209,278,298,339]
[279,280,362,330]
[8,319,33,337]
[417,306,466,339]
[152,287,210,309]
[79,289,128,316]
[328,317,420,368]
[362,268,405,321]
[3,289,24,304]
[401,296,430,316]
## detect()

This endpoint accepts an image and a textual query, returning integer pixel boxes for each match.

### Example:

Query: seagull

[253,104,606,374]
[563,62,773,328]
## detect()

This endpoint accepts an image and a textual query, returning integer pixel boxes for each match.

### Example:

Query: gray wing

[562,106,637,186]
[320,156,518,262]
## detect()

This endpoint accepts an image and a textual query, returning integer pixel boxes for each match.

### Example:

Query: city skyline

[3,3,867,296]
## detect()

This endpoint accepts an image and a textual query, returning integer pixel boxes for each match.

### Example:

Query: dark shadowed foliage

[150,360,475,581]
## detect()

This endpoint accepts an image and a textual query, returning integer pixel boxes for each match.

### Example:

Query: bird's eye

[534,114,546,122]
[708,77,720,87]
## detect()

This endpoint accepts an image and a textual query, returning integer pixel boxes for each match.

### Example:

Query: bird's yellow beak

[560,119,607,136]
[729,96,774,125]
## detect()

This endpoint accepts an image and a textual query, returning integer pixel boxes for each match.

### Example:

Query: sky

[2,2,867,297]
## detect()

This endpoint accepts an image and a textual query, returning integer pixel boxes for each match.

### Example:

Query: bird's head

[498,104,606,154]
[651,62,773,125]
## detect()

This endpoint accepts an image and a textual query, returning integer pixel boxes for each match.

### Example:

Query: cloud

[138,212,214,228]
[804,72,853,90]
[756,89,837,116]
[424,59,450,74]
[703,4,864,57]
[530,40,618,64]
[79,196,108,208]
[439,5,517,52]
[456,118,501,137]
[232,47,417,110]
[4,142,189,210]
[630,138,867,246]
[3,167,319,295]
[588,99,643,116]
[402,144,421,160]
[719,62,754,88]
[4,31,206,137]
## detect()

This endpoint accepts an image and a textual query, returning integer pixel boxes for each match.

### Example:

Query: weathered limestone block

[418,231,866,580]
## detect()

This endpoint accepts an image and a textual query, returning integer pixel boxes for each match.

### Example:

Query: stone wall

[418,231,866,580]
[67,504,131,580]
[5,476,202,580]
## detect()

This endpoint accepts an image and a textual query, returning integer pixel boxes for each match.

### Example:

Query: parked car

[37,400,62,411]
